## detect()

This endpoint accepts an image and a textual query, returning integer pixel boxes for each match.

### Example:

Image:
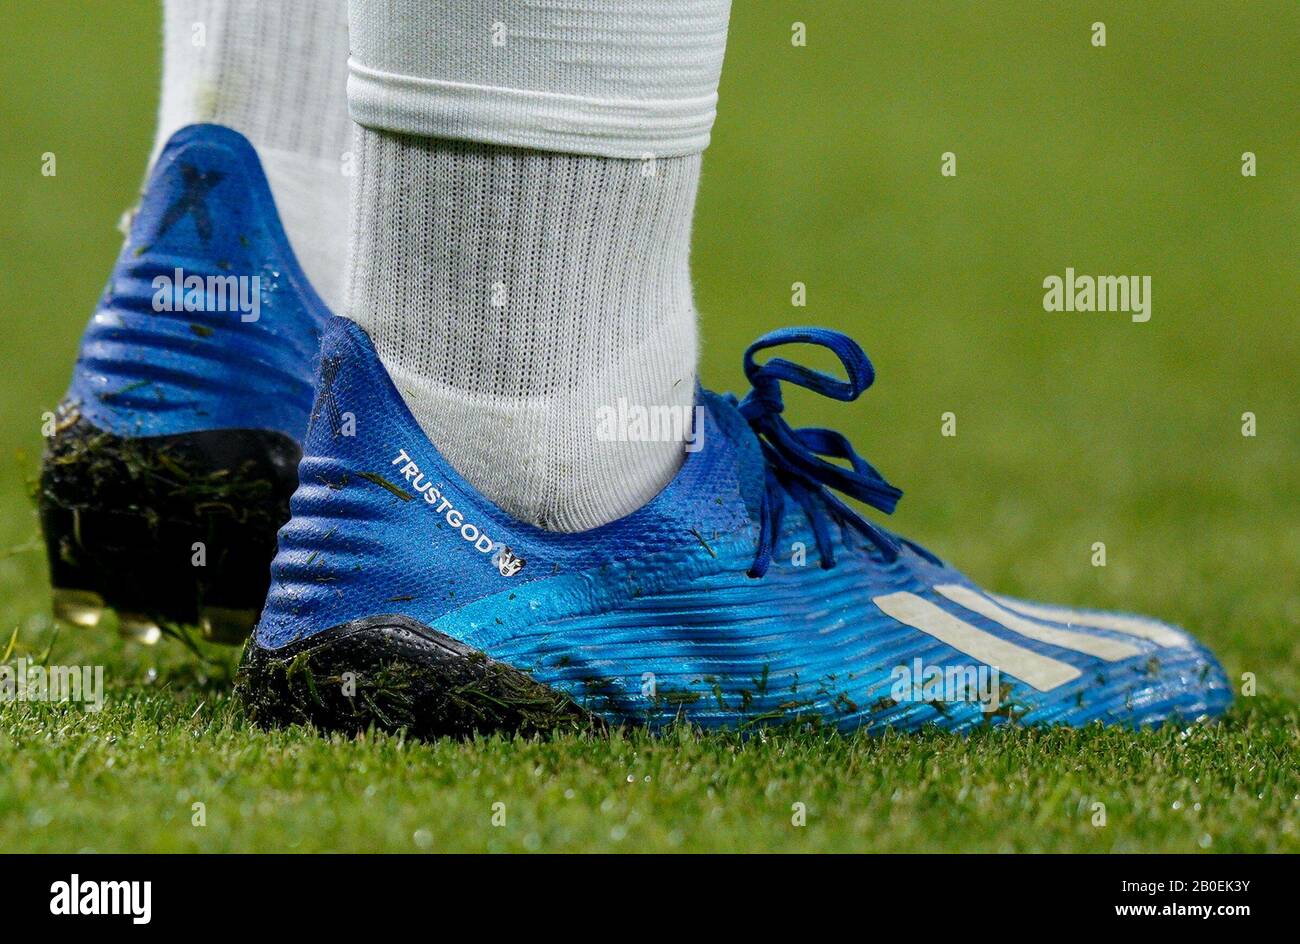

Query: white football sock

[345,0,732,532]
[154,0,351,311]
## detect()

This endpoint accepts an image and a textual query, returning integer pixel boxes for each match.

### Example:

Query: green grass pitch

[0,1,1296,852]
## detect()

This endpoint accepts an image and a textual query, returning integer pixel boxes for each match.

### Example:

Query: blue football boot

[238,320,1232,735]
[40,125,332,643]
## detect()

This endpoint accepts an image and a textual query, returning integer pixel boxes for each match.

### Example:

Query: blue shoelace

[730,327,938,578]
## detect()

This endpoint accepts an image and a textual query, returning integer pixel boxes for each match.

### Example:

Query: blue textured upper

[255,317,1233,733]
[64,124,330,441]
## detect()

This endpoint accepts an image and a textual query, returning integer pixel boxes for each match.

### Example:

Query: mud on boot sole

[236,615,600,739]
[39,410,300,644]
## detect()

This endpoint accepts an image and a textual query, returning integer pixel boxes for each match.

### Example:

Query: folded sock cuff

[347,0,731,159]
[348,61,717,158]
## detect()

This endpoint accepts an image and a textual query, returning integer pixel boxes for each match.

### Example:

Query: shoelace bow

[727,327,936,578]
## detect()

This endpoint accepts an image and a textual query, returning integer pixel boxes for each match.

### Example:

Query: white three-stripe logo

[872,585,1188,692]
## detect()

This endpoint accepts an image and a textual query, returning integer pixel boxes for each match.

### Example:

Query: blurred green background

[0,1,1295,852]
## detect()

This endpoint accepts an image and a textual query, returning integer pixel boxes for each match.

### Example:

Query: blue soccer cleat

[238,319,1232,735]
[40,125,331,643]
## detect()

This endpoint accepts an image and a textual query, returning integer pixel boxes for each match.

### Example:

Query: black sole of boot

[237,615,600,739]
[39,410,300,645]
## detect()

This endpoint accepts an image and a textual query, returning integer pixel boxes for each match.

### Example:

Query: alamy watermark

[1,658,105,712]
[890,657,1002,713]
[152,267,261,322]
[1042,267,1151,322]
[595,398,705,452]
[50,875,150,924]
